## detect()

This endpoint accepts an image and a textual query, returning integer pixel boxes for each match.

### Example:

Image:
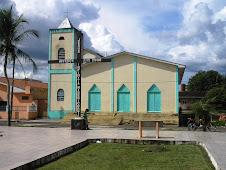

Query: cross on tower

[48,31,111,117]
[64,9,70,18]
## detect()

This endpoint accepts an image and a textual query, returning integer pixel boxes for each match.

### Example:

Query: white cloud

[79,23,124,54]
[214,6,226,22]
[167,1,226,74]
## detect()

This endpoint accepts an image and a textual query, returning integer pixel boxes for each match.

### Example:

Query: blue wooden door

[147,92,161,112]
[88,85,101,112]
[117,92,130,112]
[154,93,161,111]
[89,92,101,111]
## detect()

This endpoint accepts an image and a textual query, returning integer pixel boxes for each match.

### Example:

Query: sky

[0,0,226,83]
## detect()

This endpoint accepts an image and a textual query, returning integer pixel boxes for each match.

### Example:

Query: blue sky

[0,0,226,84]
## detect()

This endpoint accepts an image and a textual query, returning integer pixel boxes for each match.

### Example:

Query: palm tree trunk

[4,54,11,126]
[10,57,15,121]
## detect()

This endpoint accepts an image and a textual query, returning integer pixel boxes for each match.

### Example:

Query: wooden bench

[135,120,163,139]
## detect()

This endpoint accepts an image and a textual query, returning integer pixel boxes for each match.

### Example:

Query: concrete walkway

[0,126,225,170]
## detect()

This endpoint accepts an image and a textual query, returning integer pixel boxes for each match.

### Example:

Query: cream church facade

[48,18,186,124]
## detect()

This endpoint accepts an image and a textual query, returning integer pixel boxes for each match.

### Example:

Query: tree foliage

[187,70,225,91]
[191,101,210,127]
[0,5,39,126]
[204,86,226,107]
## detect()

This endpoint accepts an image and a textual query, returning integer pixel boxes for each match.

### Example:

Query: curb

[12,139,218,170]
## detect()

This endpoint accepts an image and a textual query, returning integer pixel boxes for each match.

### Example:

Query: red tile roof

[0,77,48,90]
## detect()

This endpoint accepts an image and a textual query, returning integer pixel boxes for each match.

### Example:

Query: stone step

[61,112,179,126]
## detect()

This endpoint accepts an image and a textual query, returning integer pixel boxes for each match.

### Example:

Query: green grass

[39,143,214,170]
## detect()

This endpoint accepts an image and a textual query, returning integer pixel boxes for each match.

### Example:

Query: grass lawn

[39,143,214,170]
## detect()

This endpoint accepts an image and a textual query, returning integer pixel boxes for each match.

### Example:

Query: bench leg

[139,121,142,138]
[156,121,159,139]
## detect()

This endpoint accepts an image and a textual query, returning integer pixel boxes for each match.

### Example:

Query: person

[83,109,90,130]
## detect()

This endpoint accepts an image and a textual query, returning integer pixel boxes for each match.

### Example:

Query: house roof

[58,18,74,29]
[0,77,48,90]
[179,91,206,99]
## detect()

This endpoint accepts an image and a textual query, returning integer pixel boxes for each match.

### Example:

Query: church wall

[50,73,72,111]
[137,57,176,113]
[51,32,74,70]
[114,54,134,112]
[81,62,111,112]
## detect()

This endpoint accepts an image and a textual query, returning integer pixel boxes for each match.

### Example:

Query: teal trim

[71,69,76,112]
[134,56,137,113]
[71,29,76,112]
[147,84,161,92]
[50,28,73,34]
[47,32,52,115]
[117,84,130,112]
[72,29,75,69]
[48,111,70,119]
[88,84,101,112]
[111,57,114,112]
[118,84,130,92]
[176,66,179,113]
[89,84,101,92]
[147,84,161,112]
[50,69,72,74]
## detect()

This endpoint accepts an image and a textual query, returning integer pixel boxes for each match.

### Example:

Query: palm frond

[16,48,38,73]
[14,29,39,43]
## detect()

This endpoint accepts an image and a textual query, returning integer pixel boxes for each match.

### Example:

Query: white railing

[0,105,37,112]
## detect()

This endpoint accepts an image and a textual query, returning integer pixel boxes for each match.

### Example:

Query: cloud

[166,1,226,81]
[1,0,226,84]
[79,23,124,55]
[0,0,112,82]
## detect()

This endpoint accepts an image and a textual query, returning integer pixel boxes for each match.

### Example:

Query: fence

[0,105,37,112]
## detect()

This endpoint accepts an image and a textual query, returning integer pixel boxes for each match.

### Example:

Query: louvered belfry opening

[58,48,65,59]
[57,89,64,101]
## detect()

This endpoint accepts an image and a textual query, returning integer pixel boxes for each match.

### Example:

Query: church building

[48,18,186,125]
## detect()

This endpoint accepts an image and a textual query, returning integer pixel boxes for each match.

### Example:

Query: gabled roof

[0,77,48,90]
[108,51,186,68]
[58,18,74,29]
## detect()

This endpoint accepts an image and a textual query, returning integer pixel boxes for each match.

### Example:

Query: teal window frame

[88,84,101,112]
[147,84,161,112]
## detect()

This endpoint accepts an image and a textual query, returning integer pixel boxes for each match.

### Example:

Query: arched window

[59,36,64,40]
[57,89,64,101]
[58,48,65,59]
[147,84,161,112]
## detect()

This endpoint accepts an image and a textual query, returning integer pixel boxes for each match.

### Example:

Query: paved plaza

[0,126,225,170]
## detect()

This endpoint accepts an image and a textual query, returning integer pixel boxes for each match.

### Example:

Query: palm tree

[0,5,39,126]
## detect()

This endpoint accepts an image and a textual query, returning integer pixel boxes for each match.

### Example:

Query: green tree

[0,5,39,126]
[203,86,226,108]
[191,101,210,131]
[187,70,224,91]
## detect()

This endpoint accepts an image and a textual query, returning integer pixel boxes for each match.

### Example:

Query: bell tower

[48,18,83,119]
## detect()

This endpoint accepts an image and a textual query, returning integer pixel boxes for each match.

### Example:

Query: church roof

[58,18,74,29]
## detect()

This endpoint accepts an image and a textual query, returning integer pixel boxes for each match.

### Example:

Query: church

[48,18,186,125]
